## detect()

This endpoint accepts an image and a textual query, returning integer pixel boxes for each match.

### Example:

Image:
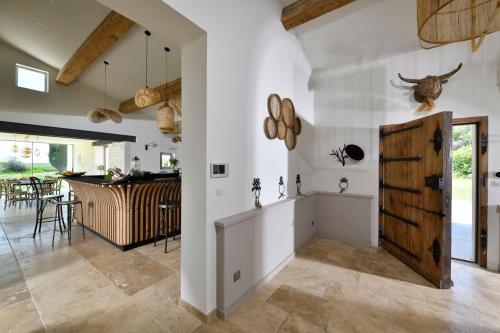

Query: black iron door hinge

[428,239,441,265]
[379,154,421,164]
[480,228,487,255]
[481,134,488,154]
[429,127,443,154]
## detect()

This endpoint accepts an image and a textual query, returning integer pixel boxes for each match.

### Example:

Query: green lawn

[452,176,473,201]
[0,163,58,179]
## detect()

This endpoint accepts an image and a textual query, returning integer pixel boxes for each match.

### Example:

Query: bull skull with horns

[398,63,462,112]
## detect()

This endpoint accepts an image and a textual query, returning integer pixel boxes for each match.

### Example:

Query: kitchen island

[65,174,180,250]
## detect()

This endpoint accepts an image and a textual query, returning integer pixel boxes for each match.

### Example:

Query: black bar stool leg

[154,207,161,247]
[164,208,169,253]
[39,200,47,233]
[79,202,85,239]
[32,199,40,238]
[68,205,72,246]
[173,207,177,241]
[52,205,59,247]
[59,197,66,230]
[57,205,63,234]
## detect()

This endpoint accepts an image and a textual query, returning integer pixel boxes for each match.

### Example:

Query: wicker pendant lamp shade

[417,0,500,51]
[87,61,122,124]
[135,30,160,108]
[157,47,182,136]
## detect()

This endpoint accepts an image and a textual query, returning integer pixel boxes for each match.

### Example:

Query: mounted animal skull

[398,63,462,112]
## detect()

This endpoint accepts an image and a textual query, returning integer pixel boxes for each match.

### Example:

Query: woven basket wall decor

[264,94,302,151]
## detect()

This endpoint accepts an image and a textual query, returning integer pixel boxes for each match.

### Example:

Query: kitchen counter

[66,174,181,250]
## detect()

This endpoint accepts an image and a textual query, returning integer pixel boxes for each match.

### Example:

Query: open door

[379,112,452,288]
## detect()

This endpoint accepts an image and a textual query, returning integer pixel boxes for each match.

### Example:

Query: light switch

[216,187,223,197]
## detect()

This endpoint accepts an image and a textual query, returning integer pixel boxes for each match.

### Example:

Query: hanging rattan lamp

[417,0,500,52]
[157,47,181,138]
[87,61,122,124]
[135,30,160,108]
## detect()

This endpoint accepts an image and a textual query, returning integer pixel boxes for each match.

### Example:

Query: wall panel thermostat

[210,163,229,178]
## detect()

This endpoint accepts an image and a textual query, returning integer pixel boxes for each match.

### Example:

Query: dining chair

[30,177,65,237]
[4,179,31,209]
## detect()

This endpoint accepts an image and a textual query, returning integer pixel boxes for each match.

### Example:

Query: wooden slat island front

[66,176,180,250]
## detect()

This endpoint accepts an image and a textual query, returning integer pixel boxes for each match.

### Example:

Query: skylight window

[16,64,49,93]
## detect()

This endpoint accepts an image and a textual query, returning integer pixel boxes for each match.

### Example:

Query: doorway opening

[452,117,488,267]
[451,124,477,261]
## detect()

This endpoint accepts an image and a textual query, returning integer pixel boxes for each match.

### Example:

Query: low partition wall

[215,191,372,319]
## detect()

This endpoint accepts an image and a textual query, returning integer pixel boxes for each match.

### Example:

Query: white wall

[0,41,180,173]
[216,194,318,319]
[162,0,315,315]
[312,35,500,270]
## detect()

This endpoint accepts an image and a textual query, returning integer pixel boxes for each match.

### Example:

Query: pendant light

[11,135,18,154]
[135,30,160,108]
[417,0,500,52]
[87,61,122,124]
[157,47,176,133]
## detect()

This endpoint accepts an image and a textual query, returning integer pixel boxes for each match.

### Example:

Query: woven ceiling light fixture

[417,0,500,52]
[135,30,160,108]
[87,61,122,124]
[157,46,182,142]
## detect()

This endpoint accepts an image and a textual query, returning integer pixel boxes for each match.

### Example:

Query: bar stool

[154,200,180,253]
[52,199,85,246]
[30,177,64,238]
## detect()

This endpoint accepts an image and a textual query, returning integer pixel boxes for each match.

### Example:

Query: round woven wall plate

[277,119,286,140]
[293,117,301,135]
[285,128,296,150]
[263,117,277,139]
[267,94,282,120]
[282,98,295,128]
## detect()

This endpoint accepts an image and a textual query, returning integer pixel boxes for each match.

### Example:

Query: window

[16,64,49,92]
[160,152,175,170]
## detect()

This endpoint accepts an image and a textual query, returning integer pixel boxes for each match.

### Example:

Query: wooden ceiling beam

[119,77,182,113]
[56,11,135,85]
[282,0,355,30]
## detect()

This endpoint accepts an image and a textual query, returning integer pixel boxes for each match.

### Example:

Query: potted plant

[169,157,179,171]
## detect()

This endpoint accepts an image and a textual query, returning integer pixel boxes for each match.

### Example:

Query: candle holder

[296,174,302,195]
[252,178,262,209]
[278,176,286,199]
[339,177,349,193]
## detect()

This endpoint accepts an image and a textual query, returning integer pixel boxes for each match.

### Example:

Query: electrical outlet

[233,270,240,282]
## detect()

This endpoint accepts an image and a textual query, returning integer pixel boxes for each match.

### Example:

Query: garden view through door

[451,124,477,262]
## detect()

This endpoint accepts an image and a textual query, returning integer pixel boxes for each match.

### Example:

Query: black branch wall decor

[330,144,365,166]
[330,144,348,166]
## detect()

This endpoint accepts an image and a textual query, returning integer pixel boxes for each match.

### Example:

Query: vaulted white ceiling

[287,0,420,72]
[0,0,181,102]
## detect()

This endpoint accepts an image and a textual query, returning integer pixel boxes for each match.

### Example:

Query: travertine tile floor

[1,202,500,332]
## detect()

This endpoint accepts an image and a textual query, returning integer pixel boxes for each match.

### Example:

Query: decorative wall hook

[252,178,262,209]
[296,174,302,196]
[278,176,286,199]
[330,144,348,166]
[339,177,349,193]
